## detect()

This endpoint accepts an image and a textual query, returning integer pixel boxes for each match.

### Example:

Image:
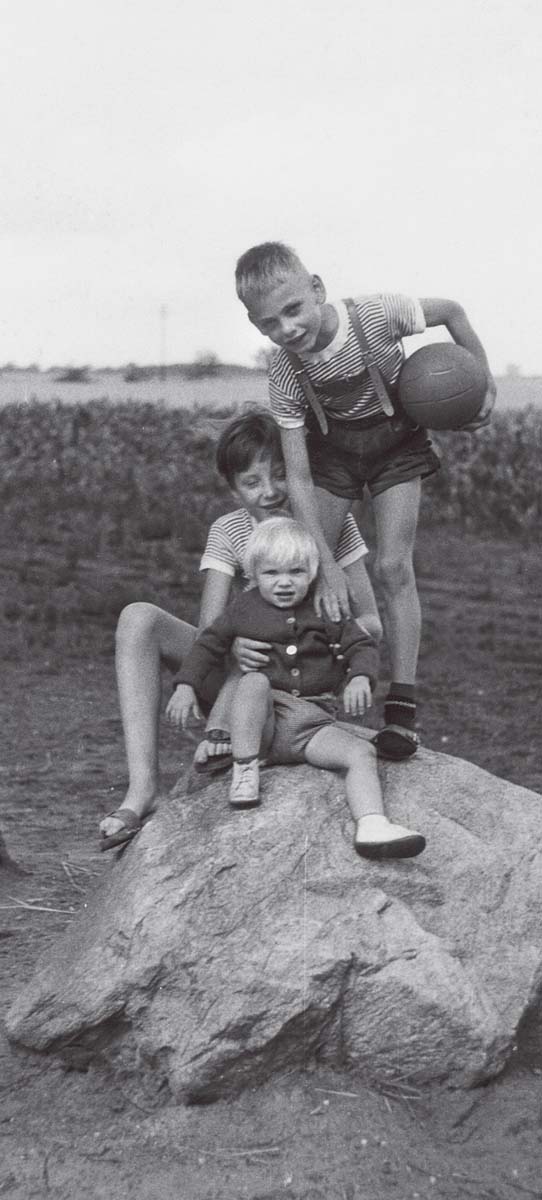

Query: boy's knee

[116,601,157,647]
[375,554,414,595]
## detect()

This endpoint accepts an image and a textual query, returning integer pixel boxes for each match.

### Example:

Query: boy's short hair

[244,518,319,583]
[235,242,306,303]
[215,409,283,487]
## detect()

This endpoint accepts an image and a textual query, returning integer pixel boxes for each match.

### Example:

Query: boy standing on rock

[174,518,426,861]
[235,242,496,762]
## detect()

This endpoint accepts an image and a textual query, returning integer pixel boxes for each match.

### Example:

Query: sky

[1,0,540,373]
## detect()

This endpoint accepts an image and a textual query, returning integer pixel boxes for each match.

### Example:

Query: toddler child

[174,518,425,860]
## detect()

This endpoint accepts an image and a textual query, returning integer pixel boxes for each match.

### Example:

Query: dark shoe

[372,725,419,762]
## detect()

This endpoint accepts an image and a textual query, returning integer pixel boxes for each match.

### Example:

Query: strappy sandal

[193,729,233,775]
[372,725,420,762]
[99,807,142,852]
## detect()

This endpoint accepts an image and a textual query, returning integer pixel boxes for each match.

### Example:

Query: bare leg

[372,478,422,683]
[193,668,242,765]
[305,724,425,858]
[100,602,197,837]
[304,725,383,820]
[229,673,275,809]
[230,673,275,761]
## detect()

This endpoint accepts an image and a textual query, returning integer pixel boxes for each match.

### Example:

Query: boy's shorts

[306,414,440,500]
[265,690,338,765]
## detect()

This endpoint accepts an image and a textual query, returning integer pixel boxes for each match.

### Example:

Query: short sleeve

[199,520,238,577]
[380,294,426,340]
[269,354,308,428]
[335,513,368,566]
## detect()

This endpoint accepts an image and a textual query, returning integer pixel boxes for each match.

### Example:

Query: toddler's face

[232,451,289,522]
[245,269,327,355]
[255,555,312,609]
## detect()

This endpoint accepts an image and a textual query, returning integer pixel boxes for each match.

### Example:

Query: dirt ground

[1,527,542,1200]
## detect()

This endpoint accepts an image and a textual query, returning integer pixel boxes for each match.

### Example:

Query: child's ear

[311,275,327,304]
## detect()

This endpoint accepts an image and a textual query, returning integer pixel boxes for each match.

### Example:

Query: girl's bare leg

[100,602,197,837]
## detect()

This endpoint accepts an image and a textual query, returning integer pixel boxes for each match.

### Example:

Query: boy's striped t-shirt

[200,508,368,581]
[269,294,426,427]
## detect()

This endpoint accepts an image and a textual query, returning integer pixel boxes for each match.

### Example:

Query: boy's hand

[343,675,372,717]
[314,561,351,623]
[462,377,497,431]
[232,636,271,672]
[166,684,202,729]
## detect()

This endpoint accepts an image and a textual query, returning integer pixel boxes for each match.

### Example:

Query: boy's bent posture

[99,411,381,851]
[235,242,497,763]
[175,519,425,860]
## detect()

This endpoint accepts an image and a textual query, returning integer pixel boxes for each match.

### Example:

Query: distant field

[0,369,269,410]
[1,368,541,410]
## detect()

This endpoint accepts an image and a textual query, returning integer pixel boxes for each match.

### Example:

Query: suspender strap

[284,350,329,435]
[285,297,395,433]
[344,299,395,417]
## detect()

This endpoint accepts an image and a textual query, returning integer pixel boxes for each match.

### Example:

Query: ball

[398,342,487,430]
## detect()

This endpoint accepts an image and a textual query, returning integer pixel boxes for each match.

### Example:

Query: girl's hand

[166,684,202,729]
[232,636,271,672]
[343,675,372,717]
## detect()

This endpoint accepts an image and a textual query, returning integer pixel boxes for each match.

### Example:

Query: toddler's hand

[343,675,372,717]
[166,684,202,729]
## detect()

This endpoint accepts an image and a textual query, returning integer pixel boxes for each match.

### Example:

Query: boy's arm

[280,426,352,622]
[420,298,497,428]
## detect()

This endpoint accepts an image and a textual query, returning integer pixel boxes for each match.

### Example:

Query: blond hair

[235,242,307,303]
[243,518,319,583]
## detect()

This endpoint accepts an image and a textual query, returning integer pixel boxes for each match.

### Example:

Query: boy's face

[232,451,289,522]
[245,269,333,355]
[254,555,312,609]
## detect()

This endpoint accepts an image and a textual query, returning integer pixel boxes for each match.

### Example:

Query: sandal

[193,729,233,776]
[372,725,419,762]
[99,807,142,852]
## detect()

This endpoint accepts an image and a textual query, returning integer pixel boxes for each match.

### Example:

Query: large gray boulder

[6,742,542,1102]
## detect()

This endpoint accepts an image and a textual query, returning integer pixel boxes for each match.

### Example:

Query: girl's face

[254,554,312,609]
[232,451,289,522]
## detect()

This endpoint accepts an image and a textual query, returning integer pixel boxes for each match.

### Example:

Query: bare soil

[1,528,542,1200]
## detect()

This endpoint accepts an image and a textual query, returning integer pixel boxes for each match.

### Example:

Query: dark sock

[385,683,416,730]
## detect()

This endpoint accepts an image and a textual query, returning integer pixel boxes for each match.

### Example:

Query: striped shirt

[269,294,426,427]
[200,508,367,582]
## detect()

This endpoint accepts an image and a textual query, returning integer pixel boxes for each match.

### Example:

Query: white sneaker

[229,759,261,809]
[354,813,425,860]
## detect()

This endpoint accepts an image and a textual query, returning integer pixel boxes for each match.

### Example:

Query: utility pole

[159,304,168,382]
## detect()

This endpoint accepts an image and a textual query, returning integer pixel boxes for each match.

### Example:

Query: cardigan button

[290,668,300,677]
[291,688,301,697]
[286,644,297,656]
[286,616,296,625]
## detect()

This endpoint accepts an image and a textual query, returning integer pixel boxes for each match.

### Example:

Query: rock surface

[6,740,542,1102]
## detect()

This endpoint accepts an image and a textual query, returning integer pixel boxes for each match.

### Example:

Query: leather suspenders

[284,297,395,435]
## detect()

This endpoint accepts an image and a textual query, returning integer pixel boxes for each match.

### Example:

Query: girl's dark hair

[215,409,283,486]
